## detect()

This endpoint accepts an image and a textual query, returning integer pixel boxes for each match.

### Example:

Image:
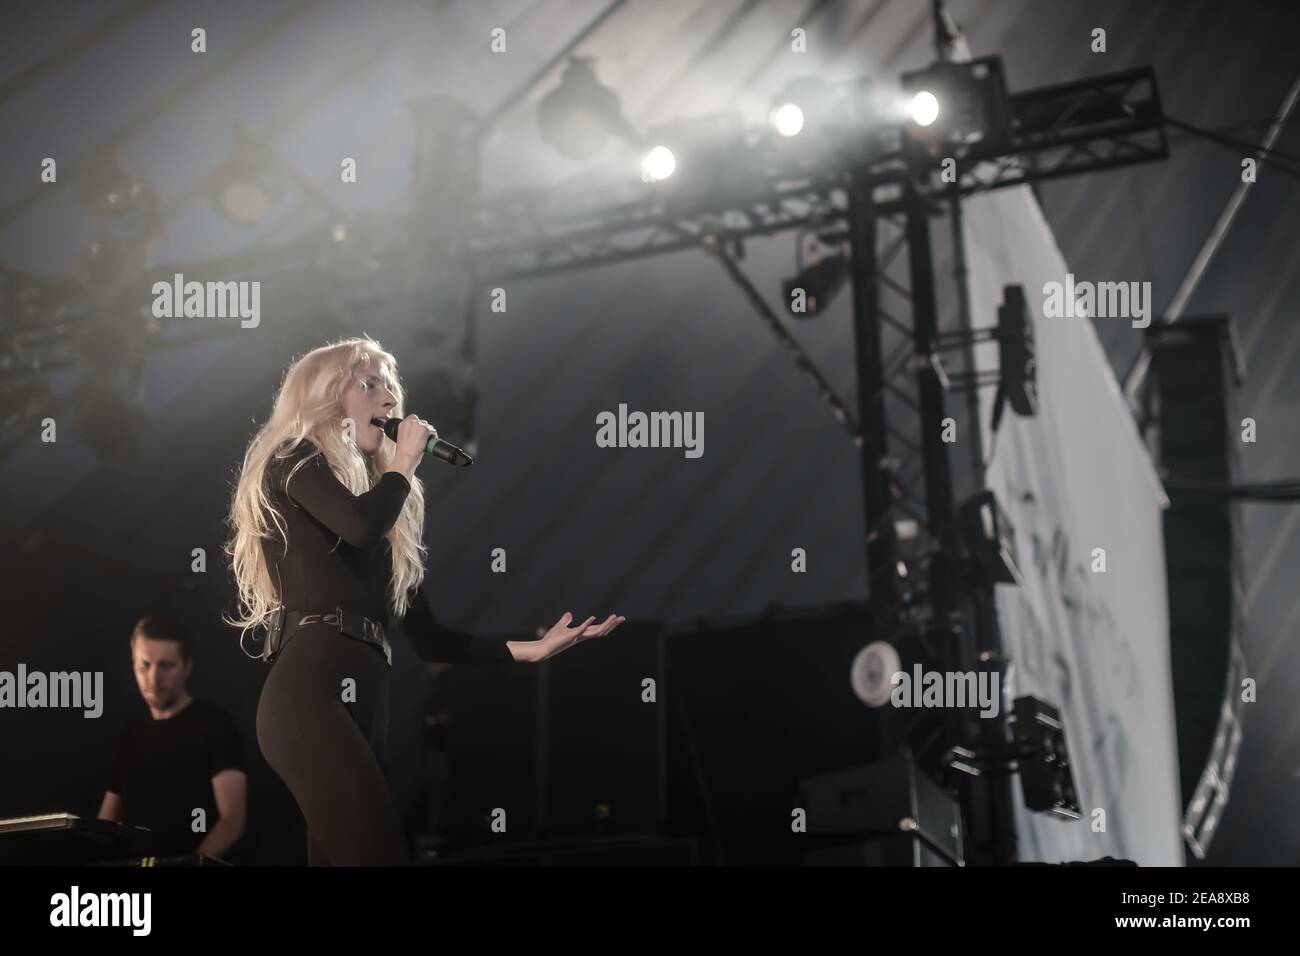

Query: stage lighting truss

[469,67,1164,283]
[9,62,1169,571]
[931,65,1167,194]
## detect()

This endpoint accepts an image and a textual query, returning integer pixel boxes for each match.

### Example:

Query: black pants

[256,623,409,866]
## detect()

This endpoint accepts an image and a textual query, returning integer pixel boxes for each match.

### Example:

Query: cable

[1164,116,1300,181]
[1165,115,1300,166]
[1201,115,1300,135]
[1124,69,1300,402]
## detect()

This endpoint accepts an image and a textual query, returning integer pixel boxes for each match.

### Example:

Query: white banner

[962,186,1183,865]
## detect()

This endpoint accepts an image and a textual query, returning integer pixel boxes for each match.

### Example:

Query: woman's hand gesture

[524,611,625,663]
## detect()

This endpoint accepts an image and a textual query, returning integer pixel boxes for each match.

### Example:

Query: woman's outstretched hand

[519,612,625,663]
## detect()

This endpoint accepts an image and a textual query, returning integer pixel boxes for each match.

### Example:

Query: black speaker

[445,621,666,846]
[448,605,880,865]
[797,752,964,867]
[663,604,879,866]
[997,283,1038,417]
[1145,315,1247,858]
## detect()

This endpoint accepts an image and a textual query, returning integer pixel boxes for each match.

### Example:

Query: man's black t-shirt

[107,698,244,856]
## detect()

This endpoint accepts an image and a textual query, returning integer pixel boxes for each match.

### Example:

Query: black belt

[264,606,391,666]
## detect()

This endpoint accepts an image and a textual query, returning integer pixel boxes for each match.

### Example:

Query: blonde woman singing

[225,337,623,865]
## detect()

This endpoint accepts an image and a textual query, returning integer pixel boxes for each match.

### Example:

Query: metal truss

[468,66,1165,284]
[468,173,854,280]
[956,66,1167,193]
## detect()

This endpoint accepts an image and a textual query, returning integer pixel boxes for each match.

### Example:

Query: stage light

[1011,697,1081,820]
[781,252,847,317]
[637,115,753,194]
[908,90,940,127]
[769,102,805,137]
[215,179,275,224]
[538,56,636,161]
[850,640,903,708]
[900,57,1011,154]
[957,489,1023,586]
[769,76,850,144]
[640,145,676,182]
[206,134,285,226]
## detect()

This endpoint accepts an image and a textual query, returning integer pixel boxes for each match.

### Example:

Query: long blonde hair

[223,336,428,646]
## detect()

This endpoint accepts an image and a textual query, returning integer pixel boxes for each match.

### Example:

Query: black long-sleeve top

[261,438,511,663]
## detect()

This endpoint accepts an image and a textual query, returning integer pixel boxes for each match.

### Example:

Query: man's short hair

[131,613,194,661]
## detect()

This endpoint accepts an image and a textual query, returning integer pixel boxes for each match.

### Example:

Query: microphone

[372,417,474,467]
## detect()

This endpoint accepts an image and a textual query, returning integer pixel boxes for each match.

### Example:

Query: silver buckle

[295,607,343,630]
